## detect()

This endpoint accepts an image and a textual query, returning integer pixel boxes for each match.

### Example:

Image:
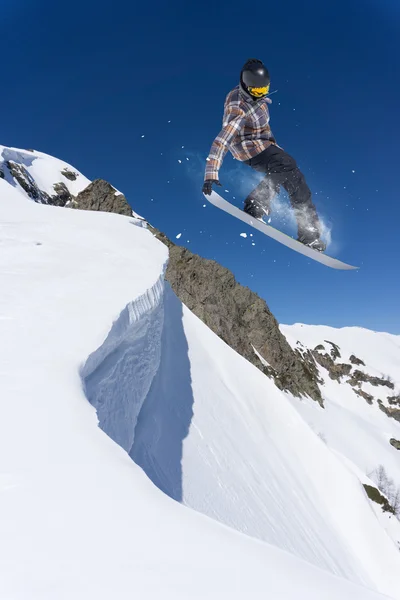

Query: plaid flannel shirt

[205,85,275,181]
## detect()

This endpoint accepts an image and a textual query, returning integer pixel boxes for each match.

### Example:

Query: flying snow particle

[178,160,182,164]
[352,169,355,173]
[251,242,256,246]
[250,233,253,237]
[176,233,182,239]
[182,145,184,148]
[186,157,190,161]
[225,189,230,193]
[240,233,247,238]
[203,204,206,207]
[268,217,272,223]
[141,135,145,138]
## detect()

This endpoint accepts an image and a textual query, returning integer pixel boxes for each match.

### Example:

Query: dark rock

[150,227,323,404]
[388,394,400,406]
[74,179,132,216]
[378,400,400,423]
[7,160,43,201]
[390,438,400,451]
[353,388,374,404]
[314,344,325,352]
[324,340,341,360]
[349,354,365,366]
[51,182,73,207]
[363,484,395,514]
[0,168,4,179]
[311,350,352,381]
[348,370,395,389]
[61,168,78,181]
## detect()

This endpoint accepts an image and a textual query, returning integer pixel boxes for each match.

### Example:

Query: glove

[202,179,221,196]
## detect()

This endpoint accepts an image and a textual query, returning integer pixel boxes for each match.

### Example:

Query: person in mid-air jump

[202,58,326,252]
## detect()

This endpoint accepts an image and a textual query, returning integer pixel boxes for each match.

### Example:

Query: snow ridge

[82,271,166,454]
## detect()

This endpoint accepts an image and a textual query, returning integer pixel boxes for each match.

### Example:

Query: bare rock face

[348,370,395,390]
[388,394,400,406]
[151,228,322,404]
[378,401,400,423]
[3,160,73,206]
[6,160,45,202]
[311,348,352,381]
[52,182,73,207]
[349,354,365,366]
[353,388,374,404]
[74,179,132,216]
[61,168,78,181]
[390,438,400,451]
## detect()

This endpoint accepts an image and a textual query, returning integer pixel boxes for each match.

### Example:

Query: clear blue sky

[2,0,399,333]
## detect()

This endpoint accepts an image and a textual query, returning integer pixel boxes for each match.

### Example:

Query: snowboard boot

[243,196,271,221]
[297,227,326,252]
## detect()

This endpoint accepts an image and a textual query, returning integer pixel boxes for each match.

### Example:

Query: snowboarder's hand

[202,179,221,196]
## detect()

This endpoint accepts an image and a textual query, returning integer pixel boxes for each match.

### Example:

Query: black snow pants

[243,145,320,237]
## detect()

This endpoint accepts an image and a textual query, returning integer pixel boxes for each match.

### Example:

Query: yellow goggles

[248,84,270,98]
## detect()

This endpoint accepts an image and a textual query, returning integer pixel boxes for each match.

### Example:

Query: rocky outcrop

[74,179,132,216]
[61,168,78,181]
[348,370,395,390]
[390,438,400,451]
[150,228,322,404]
[6,160,45,202]
[388,394,400,406]
[3,160,74,206]
[363,484,395,514]
[353,388,374,404]
[378,401,400,423]
[324,340,341,360]
[52,182,73,207]
[349,354,365,366]
[311,348,352,381]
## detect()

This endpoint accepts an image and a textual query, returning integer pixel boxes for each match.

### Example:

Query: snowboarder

[202,58,326,252]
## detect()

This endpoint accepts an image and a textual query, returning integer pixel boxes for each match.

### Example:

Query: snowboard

[204,191,358,270]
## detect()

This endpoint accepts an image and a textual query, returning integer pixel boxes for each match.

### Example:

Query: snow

[132,298,400,598]
[281,324,400,550]
[1,148,400,599]
[0,146,91,198]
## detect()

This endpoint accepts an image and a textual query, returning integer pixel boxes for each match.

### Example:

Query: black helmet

[241,58,270,90]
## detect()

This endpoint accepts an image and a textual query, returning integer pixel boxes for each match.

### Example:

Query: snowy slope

[130,291,400,598]
[0,145,91,197]
[1,146,400,599]
[2,179,395,600]
[281,324,400,546]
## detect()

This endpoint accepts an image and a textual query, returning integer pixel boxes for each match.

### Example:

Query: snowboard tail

[205,191,358,271]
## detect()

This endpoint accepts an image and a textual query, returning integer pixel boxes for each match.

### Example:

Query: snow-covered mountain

[1,146,400,600]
